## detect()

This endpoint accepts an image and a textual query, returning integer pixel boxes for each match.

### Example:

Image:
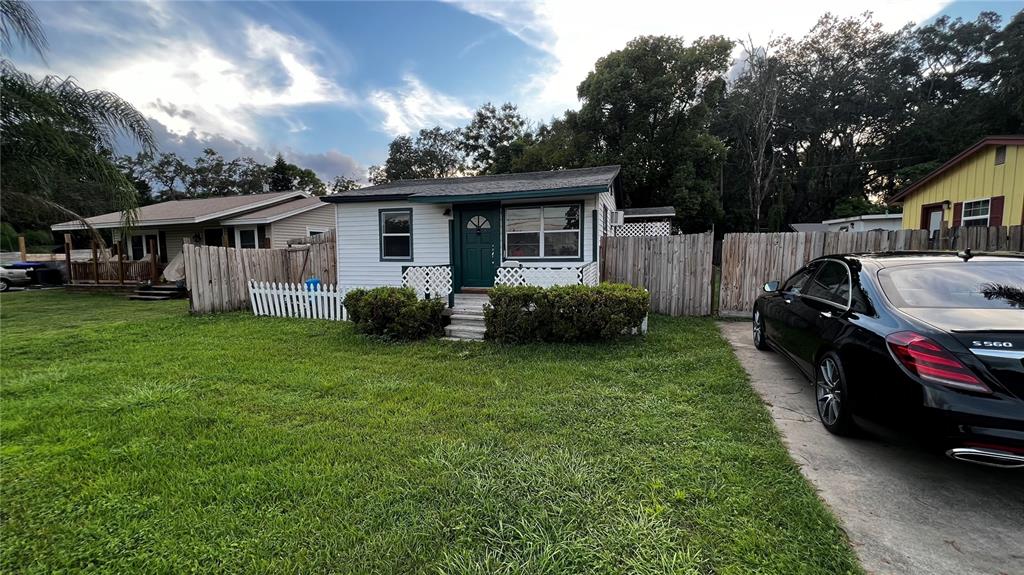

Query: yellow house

[889,135,1024,232]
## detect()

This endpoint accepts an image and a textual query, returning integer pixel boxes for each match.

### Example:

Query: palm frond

[0,0,47,58]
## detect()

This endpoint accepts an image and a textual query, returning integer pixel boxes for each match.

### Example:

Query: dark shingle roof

[322,166,620,202]
[622,206,676,218]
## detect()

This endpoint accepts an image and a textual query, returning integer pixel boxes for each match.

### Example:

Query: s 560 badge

[972,341,1014,348]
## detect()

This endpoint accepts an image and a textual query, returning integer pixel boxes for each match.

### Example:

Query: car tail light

[886,331,991,393]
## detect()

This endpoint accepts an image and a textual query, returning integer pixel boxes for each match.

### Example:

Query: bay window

[505,204,581,259]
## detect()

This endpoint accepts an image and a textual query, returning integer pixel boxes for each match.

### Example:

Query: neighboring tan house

[888,135,1024,234]
[51,191,333,262]
[319,166,622,296]
[220,196,334,249]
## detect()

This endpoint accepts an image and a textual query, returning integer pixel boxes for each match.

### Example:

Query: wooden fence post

[91,241,99,284]
[118,240,126,285]
[63,234,73,284]
[17,235,27,261]
[149,239,158,282]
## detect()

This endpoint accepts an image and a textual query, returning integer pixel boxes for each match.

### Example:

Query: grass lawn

[1,291,859,574]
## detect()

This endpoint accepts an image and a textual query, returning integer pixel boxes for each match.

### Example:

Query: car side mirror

[763,281,780,293]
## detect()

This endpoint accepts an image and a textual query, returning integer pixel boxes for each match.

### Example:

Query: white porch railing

[614,221,672,236]
[249,280,346,321]
[401,265,453,299]
[494,261,599,288]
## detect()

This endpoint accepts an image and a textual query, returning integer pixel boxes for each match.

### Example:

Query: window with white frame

[236,227,258,249]
[380,209,412,260]
[505,204,581,259]
[962,199,990,227]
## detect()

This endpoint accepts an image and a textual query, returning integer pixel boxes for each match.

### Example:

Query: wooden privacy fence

[182,232,336,314]
[718,225,1024,317]
[601,232,714,316]
[249,280,345,321]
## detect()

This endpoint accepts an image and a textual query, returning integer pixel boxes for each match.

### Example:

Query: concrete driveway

[718,321,1024,575]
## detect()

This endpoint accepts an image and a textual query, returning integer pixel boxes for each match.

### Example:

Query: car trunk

[908,308,1024,399]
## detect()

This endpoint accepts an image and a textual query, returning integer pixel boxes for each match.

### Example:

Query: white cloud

[455,0,950,119]
[143,118,364,181]
[36,3,349,144]
[369,74,474,136]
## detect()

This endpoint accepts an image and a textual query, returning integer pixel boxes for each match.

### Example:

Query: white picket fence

[248,280,346,321]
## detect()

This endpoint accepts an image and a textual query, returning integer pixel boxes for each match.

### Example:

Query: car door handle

[783,297,792,304]
[820,311,832,318]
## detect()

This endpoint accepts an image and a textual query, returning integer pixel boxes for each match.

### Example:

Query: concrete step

[449,319,486,330]
[450,308,486,317]
[445,323,486,341]
[145,285,183,292]
[453,298,490,306]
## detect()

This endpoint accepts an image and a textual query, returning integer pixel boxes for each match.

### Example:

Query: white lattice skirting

[401,265,453,299]
[615,222,671,236]
[495,262,599,288]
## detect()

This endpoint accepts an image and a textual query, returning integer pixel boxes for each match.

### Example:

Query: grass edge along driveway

[1,291,861,574]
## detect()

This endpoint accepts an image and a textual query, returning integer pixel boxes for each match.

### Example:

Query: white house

[790,213,903,233]
[320,166,623,308]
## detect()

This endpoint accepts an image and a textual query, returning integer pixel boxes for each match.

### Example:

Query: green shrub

[484,286,547,343]
[0,223,17,252]
[485,283,649,343]
[23,229,55,250]
[393,297,446,340]
[342,287,444,340]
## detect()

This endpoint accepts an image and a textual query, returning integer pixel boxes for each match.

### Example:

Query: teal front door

[459,207,500,288]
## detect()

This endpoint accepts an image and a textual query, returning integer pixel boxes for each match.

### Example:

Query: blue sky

[10,1,1023,181]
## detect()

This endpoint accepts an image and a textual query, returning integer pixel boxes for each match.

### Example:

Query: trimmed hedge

[484,283,649,343]
[343,287,445,340]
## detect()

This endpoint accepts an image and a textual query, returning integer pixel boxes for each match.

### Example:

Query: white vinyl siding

[268,204,335,248]
[113,224,205,262]
[335,201,450,289]
[596,188,617,271]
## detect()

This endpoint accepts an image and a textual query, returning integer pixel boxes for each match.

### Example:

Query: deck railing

[401,265,453,299]
[494,261,599,288]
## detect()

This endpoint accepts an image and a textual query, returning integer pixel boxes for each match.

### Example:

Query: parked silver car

[0,265,33,291]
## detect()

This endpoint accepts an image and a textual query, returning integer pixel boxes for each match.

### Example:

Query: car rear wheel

[816,352,856,436]
[752,309,769,351]
[0,278,9,292]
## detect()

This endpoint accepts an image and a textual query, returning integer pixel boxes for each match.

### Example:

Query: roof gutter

[319,193,413,204]
[409,185,608,204]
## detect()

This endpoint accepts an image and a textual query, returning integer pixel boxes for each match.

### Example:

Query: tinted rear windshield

[878,262,1024,309]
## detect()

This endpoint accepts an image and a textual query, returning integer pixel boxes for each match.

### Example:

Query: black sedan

[752,252,1024,468]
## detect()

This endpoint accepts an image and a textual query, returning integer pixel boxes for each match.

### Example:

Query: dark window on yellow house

[995,145,1007,165]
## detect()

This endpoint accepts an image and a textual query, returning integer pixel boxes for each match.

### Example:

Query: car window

[804,260,851,307]
[782,263,820,294]
[878,262,1024,309]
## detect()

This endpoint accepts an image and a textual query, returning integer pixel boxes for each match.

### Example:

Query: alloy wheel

[752,311,762,345]
[816,357,842,426]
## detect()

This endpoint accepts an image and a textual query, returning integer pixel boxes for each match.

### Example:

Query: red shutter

[989,196,1005,227]
[952,202,963,227]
